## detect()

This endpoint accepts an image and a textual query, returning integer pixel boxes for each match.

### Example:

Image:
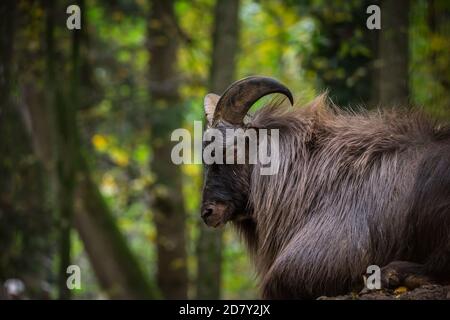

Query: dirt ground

[319,285,450,300]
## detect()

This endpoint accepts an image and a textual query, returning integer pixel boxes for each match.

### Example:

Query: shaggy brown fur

[201,95,450,299]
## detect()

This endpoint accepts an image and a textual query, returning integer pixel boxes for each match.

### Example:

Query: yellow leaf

[92,134,108,152]
[111,148,129,167]
[394,286,408,295]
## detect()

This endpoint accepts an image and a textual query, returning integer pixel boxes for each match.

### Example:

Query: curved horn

[213,76,294,125]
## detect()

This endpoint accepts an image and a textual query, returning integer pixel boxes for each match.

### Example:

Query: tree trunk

[147,0,188,299]
[196,0,240,300]
[0,0,52,299]
[0,0,15,105]
[379,0,410,106]
[45,0,77,299]
[75,157,158,299]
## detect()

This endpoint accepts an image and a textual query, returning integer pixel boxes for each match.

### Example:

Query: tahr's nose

[201,207,213,220]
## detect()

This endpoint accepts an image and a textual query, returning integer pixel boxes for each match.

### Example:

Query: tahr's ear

[204,93,220,126]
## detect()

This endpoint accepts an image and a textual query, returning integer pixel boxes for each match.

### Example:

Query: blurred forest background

[0,0,449,299]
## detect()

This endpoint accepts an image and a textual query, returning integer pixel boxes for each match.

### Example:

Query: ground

[319,285,450,300]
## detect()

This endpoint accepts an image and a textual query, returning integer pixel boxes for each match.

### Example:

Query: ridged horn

[213,76,294,125]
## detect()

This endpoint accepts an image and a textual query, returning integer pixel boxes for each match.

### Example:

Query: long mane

[236,94,445,289]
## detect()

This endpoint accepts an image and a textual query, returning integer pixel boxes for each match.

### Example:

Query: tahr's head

[200,76,293,227]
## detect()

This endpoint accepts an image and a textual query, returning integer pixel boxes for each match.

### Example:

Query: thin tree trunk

[196,0,240,299]
[147,0,188,299]
[379,0,410,106]
[45,0,75,299]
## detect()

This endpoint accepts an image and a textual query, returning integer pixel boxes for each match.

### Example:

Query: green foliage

[410,0,450,119]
